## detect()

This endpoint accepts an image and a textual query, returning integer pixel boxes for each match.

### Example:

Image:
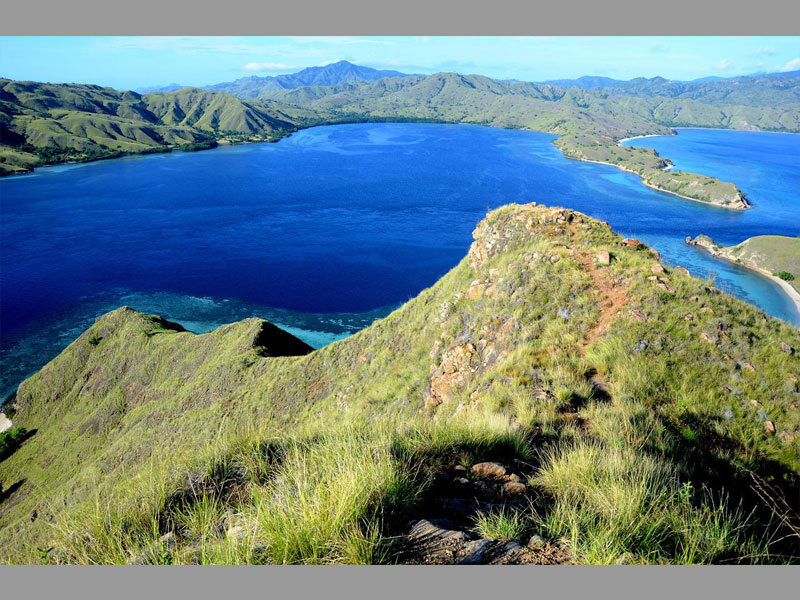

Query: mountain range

[2,62,799,207]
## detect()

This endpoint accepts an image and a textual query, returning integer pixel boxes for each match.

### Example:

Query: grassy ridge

[0,80,332,175]
[1,204,798,564]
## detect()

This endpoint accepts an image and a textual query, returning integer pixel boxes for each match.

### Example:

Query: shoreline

[564,155,748,210]
[616,133,671,145]
[687,240,800,320]
[673,126,800,136]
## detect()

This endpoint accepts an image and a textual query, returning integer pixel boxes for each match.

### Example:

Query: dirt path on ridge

[569,221,631,354]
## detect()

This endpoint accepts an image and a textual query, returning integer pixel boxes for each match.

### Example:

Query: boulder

[470,462,507,480]
[466,281,486,300]
[502,482,527,495]
[595,250,611,265]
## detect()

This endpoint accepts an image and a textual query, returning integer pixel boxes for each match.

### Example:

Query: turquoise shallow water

[1,123,798,399]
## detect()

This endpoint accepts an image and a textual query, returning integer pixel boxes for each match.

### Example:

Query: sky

[1,36,799,90]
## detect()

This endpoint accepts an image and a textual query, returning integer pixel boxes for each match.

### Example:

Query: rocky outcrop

[399,519,569,565]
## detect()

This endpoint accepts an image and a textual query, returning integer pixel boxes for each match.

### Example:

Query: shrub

[775,271,796,282]
[0,427,29,461]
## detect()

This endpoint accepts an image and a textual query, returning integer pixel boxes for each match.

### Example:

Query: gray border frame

[1,0,798,596]
[1,0,800,34]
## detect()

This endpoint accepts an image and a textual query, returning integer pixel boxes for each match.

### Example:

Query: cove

[1,123,798,399]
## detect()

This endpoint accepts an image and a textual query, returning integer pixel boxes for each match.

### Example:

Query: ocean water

[1,123,798,399]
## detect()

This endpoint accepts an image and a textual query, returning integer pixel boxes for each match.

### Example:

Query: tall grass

[532,443,767,564]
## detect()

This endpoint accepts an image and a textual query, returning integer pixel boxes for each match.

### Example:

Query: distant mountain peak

[205,60,408,99]
[134,82,184,94]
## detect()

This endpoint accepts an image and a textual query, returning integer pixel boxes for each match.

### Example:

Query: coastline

[687,240,800,321]
[616,133,671,145]
[0,132,295,179]
[564,154,748,210]
[673,126,800,136]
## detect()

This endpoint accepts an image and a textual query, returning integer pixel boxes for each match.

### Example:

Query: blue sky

[1,36,798,89]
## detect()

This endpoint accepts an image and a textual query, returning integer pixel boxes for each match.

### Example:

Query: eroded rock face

[425,343,480,410]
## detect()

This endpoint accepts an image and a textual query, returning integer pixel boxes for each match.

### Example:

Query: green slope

[689,235,800,294]
[0,80,330,175]
[1,204,798,564]
[261,71,799,209]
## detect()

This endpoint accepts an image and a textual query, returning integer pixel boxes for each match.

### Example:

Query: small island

[687,233,800,311]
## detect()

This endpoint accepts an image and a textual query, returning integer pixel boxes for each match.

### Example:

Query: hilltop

[541,70,800,109]
[1,203,798,564]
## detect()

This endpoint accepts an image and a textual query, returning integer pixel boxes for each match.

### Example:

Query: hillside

[259,71,800,209]
[688,234,800,296]
[0,80,329,175]
[3,69,798,211]
[551,71,800,109]
[205,60,408,99]
[1,203,798,564]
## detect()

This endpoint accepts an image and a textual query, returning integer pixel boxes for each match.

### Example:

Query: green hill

[1,204,798,564]
[259,71,800,209]
[3,71,797,211]
[688,234,800,294]
[0,80,329,175]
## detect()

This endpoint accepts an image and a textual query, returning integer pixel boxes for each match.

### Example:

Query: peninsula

[687,234,800,311]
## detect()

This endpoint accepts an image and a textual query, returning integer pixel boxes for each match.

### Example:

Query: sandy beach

[616,133,666,145]
[687,241,800,321]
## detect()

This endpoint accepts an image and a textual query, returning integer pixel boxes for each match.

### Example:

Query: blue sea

[1,124,798,398]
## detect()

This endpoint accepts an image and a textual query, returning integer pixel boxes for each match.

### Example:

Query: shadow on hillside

[0,478,25,505]
[658,414,800,562]
[0,427,37,462]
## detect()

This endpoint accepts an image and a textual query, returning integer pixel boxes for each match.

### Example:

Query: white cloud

[779,58,800,72]
[755,46,777,56]
[715,59,732,70]
[240,62,296,72]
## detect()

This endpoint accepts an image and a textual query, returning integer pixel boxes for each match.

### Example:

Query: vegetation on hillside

[0,80,334,175]
[3,68,798,210]
[259,71,800,208]
[688,234,800,294]
[1,204,798,564]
